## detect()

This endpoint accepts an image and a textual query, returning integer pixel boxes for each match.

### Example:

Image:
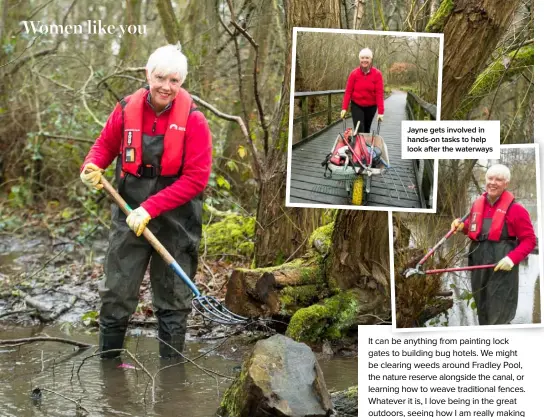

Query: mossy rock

[286,291,359,343]
[331,386,358,417]
[201,214,255,257]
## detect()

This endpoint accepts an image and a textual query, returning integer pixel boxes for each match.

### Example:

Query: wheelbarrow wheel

[351,176,364,205]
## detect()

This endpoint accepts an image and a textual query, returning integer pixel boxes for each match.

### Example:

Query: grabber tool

[100,177,249,325]
[420,264,496,275]
[403,212,470,278]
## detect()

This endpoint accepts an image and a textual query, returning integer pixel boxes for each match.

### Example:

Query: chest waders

[468,218,519,325]
[99,116,202,359]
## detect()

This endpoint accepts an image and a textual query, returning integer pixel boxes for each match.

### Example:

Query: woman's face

[146,70,182,112]
[359,55,372,70]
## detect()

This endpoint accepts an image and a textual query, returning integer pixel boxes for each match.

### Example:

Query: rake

[100,177,250,325]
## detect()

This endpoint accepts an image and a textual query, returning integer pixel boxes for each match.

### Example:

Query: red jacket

[342,66,384,114]
[82,90,212,218]
[463,192,536,265]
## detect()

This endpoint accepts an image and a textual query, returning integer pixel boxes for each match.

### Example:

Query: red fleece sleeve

[342,70,355,110]
[140,111,212,218]
[81,103,124,171]
[506,203,537,265]
[376,70,384,115]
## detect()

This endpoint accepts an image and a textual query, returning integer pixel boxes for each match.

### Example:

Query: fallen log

[226,259,326,317]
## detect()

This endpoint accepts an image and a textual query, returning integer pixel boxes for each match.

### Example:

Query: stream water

[0,237,358,416]
[0,325,358,416]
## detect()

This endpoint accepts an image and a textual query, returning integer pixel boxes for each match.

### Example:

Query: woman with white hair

[80,45,212,358]
[340,47,384,133]
[451,164,536,325]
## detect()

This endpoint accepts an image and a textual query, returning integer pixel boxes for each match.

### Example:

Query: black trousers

[351,102,377,134]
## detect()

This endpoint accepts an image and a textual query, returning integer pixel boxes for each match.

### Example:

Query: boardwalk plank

[289,91,425,209]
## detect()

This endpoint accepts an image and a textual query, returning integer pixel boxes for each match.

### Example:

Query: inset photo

[392,145,542,329]
[286,28,442,211]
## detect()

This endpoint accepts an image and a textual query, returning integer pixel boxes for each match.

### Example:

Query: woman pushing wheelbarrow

[340,47,384,133]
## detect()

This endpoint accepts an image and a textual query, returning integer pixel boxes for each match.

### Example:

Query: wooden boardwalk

[288,91,422,208]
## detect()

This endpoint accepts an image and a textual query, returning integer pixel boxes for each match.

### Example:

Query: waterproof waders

[99,132,202,358]
[468,218,519,325]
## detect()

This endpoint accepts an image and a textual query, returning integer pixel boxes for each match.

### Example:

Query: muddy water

[0,325,357,416]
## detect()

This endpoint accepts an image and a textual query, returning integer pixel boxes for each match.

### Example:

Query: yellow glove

[450,218,464,234]
[377,114,384,122]
[80,163,104,190]
[340,110,347,119]
[494,256,514,272]
[126,207,151,237]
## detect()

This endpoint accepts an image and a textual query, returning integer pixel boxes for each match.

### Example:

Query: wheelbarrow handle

[416,212,470,268]
[100,176,201,297]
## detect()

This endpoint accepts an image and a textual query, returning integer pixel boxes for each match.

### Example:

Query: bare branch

[39,388,89,414]
[0,336,93,348]
[192,94,262,183]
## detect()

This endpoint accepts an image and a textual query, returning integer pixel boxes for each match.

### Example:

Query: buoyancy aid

[467,191,515,241]
[120,88,193,177]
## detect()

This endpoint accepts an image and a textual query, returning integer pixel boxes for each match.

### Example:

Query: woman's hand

[340,110,347,119]
[377,114,384,122]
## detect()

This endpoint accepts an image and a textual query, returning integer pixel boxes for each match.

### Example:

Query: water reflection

[0,326,357,416]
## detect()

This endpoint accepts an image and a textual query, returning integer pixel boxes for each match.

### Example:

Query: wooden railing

[406,91,437,208]
[406,91,437,121]
[293,90,345,144]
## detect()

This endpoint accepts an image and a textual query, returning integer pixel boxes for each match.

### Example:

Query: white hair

[486,164,511,182]
[146,45,188,84]
[359,48,373,59]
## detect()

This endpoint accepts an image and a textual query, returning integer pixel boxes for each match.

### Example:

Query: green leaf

[226,160,239,172]
[470,301,477,310]
[216,175,231,190]
[81,310,99,327]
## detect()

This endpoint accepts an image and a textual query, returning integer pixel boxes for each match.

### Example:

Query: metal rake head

[192,295,250,325]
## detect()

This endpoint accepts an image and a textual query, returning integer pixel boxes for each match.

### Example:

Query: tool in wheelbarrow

[403,213,470,278]
[99,177,250,325]
[319,118,415,205]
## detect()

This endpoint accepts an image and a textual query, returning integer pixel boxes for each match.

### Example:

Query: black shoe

[99,331,126,359]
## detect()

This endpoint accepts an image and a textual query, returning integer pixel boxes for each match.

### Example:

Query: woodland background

[0,0,535,332]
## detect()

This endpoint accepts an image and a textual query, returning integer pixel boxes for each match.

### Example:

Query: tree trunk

[156,0,182,43]
[118,0,142,62]
[253,0,342,267]
[429,0,522,119]
[326,211,391,322]
[352,0,365,29]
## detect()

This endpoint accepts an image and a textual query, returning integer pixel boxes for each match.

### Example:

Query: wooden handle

[100,176,176,265]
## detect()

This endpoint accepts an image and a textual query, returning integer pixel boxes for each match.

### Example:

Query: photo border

[391,143,544,332]
[286,27,443,213]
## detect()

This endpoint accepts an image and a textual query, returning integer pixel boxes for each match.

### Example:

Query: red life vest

[121,88,193,177]
[467,191,515,241]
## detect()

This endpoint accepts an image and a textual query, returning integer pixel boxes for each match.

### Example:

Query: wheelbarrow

[321,120,410,205]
